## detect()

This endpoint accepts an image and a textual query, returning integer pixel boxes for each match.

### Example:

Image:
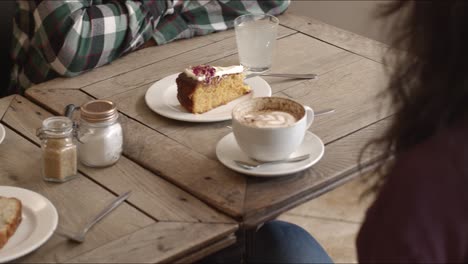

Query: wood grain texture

[3,96,235,224]
[65,222,237,263]
[0,126,154,263]
[25,90,247,217]
[243,117,391,226]
[283,58,392,144]
[78,159,236,223]
[26,88,95,116]
[280,12,389,63]
[0,95,14,119]
[173,235,236,264]
[102,83,187,136]
[82,26,295,98]
[120,113,246,217]
[210,33,363,95]
[2,96,49,143]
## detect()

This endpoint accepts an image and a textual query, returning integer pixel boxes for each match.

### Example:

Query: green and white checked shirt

[9,0,289,94]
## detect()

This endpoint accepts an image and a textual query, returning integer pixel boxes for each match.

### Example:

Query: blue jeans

[248,220,333,263]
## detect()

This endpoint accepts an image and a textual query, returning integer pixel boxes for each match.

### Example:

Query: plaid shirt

[9,0,289,94]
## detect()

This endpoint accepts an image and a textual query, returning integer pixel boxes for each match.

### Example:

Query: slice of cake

[176,65,251,114]
[0,196,22,249]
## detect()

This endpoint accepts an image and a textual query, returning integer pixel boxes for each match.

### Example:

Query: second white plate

[0,186,58,263]
[145,73,272,122]
[0,124,5,144]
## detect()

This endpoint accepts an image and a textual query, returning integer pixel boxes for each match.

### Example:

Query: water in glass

[235,14,278,74]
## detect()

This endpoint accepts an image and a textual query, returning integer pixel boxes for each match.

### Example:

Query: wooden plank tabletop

[24,11,392,229]
[0,95,237,262]
[279,13,389,63]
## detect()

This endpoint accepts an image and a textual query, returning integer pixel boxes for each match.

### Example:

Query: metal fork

[56,191,131,243]
[260,73,317,79]
[246,73,318,79]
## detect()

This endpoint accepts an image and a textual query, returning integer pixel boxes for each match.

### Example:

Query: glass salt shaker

[37,117,78,183]
[75,100,123,167]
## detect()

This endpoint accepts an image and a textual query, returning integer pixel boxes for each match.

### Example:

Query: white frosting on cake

[184,65,244,81]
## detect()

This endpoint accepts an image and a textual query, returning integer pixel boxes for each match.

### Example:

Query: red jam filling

[191,65,216,84]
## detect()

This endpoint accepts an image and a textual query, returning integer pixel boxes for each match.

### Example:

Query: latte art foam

[241,110,297,128]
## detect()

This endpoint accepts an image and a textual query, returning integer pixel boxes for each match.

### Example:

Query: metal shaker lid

[80,100,118,123]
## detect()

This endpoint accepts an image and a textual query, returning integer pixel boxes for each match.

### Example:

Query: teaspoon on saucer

[234,154,310,170]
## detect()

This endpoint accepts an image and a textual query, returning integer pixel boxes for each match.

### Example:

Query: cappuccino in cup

[239,110,298,128]
[232,97,314,161]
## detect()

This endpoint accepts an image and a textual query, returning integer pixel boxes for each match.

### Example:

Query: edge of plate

[0,124,5,144]
[0,186,58,263]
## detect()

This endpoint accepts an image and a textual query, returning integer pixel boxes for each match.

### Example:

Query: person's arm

[153,0,290,45]
[138,38,157,50]
[32,0,167,77]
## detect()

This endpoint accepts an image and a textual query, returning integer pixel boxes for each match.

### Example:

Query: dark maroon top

[357,121,468,263]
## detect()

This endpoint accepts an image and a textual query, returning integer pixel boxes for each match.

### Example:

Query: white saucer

[0,124,5,144]
[0,186,58,263]
[145,73,272,122]
[216,131,324,177]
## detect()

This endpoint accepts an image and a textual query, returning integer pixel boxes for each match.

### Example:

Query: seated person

[7,0,289,95]
[247,1,468,263]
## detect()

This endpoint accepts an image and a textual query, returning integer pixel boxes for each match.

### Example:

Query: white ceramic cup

[232,97,314,162]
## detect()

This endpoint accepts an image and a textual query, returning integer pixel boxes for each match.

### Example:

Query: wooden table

[13,12,392,262]
[0,95,237,262]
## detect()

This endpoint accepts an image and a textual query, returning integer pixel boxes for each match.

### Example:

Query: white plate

[145,73,272,122]
[0,186,58,263]
[0,124,5,144]
[216,131,325,177]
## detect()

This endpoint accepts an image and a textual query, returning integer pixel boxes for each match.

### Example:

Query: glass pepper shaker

[37,117,78,183]
[70,100,123,167]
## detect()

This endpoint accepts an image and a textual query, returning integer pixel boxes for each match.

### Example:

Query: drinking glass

[234,14,279,74]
